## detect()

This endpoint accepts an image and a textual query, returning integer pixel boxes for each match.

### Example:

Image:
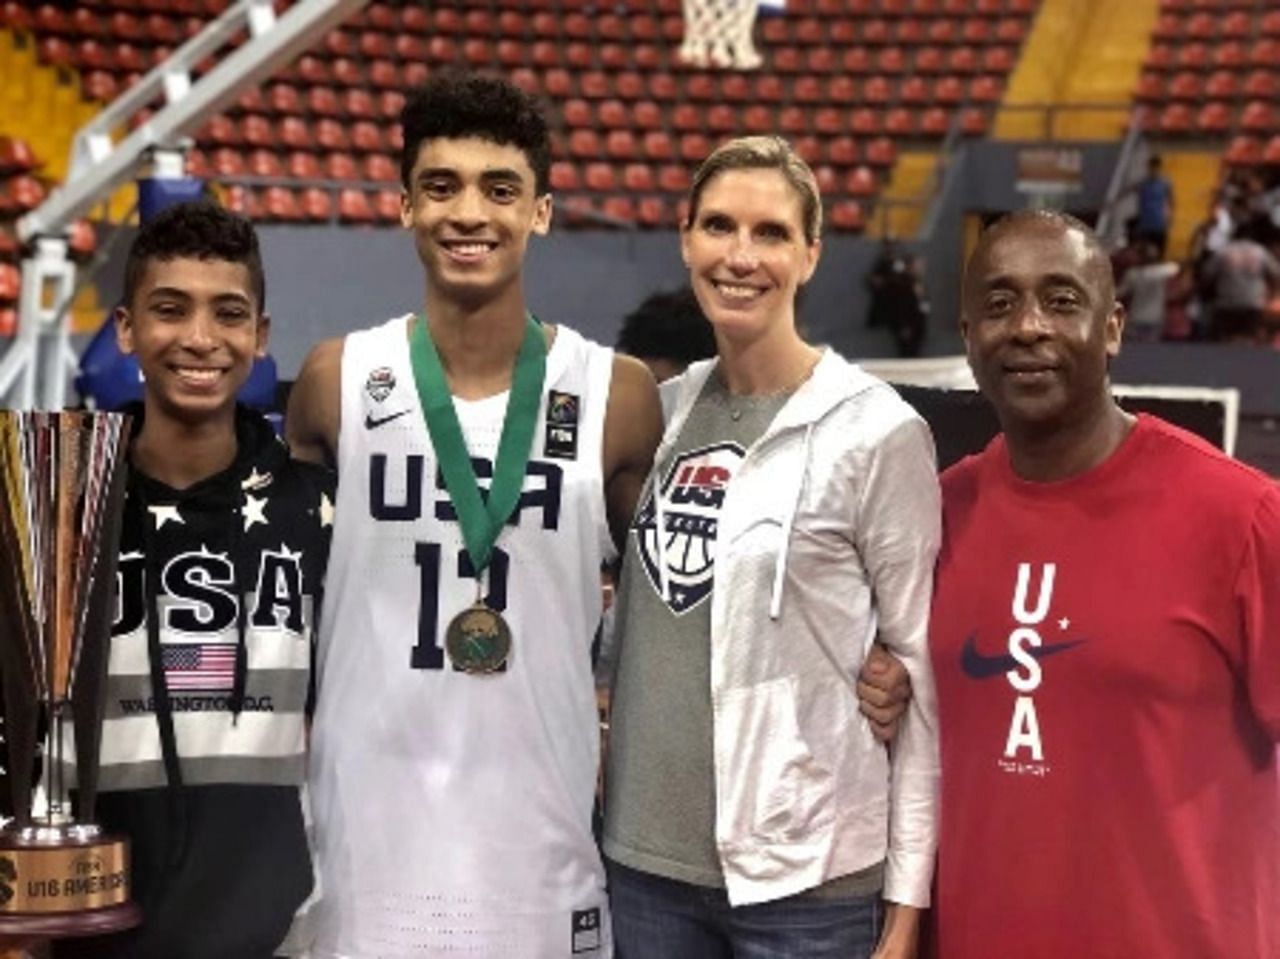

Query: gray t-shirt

[604,373,787,887]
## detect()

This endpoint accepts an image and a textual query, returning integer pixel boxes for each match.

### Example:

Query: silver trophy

[0,410,139,936]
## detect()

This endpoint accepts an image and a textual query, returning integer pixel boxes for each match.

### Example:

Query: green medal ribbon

[409,313,546,576]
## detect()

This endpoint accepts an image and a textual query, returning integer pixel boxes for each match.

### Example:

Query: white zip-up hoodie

[654,350,941,908]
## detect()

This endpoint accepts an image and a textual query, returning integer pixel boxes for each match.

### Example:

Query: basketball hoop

[679,0,763,70]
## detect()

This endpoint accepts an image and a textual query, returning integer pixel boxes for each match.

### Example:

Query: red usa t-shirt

[929,415,1280,959]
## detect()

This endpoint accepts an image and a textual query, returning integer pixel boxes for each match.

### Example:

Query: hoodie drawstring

[137,479,190,870]
[228,490,248,722]
[768,423,814,621]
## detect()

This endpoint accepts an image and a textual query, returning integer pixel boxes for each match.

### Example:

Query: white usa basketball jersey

[307,315,615,958]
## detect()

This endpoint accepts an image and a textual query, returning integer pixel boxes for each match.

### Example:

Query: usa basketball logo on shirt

[634,442,744,614]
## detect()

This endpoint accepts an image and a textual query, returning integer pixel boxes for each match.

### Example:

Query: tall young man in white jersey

[285,71,662,958]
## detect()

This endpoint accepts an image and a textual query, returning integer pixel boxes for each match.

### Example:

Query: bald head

[964,210,1115,307]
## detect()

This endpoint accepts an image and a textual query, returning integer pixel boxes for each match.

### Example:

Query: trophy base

[0,823,140,938]
[0,900,142,938]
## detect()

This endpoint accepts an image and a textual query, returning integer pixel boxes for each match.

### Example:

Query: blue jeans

[607,860,882,959]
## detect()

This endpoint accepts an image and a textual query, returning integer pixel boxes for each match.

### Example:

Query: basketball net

[679,0,763,70]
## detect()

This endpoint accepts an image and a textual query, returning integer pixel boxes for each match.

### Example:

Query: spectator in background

[1202,223,1280,343]
[615,285,718,385]
[866,236,929,358]
[1134,155,1173,256]
[1116,238,1178,342]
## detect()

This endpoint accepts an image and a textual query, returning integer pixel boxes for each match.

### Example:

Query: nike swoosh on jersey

[960,635,1085,680]
[365,409,411,429]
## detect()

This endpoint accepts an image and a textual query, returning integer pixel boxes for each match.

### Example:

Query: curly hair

[615,286,717,366]
[399,70,552,194]
[123,199,264,310]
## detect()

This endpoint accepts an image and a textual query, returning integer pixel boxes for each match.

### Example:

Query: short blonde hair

[685,136,822,244]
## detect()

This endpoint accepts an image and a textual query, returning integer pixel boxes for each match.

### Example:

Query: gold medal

[445,602,512,674]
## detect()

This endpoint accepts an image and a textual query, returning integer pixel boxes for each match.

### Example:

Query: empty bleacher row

[1,0,1039,230]
[1137,0,1280,167]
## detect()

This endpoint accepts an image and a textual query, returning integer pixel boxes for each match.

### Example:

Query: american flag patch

[162,644,237,691]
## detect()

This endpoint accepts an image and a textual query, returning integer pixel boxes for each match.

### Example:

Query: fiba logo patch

[634,442,744,614]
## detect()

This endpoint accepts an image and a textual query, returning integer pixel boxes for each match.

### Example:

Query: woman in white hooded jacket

[602,136,941,959]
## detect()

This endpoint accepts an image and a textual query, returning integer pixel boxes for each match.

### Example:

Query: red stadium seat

[278,117,313,150]
[1263,136,1280,166]
[1212,41,1245,70]
[286,151,321,180]
[900,76,929,103]
[743,105,773,133]
[672,103,702,132]
[308,86,340,117]
[1224,135,1261,166]
[644,132,675,161]
[862,76,892,104]
[648,72,679,101]
[634,101,664,130]
[792,136,823,167]
[793,76,823,103]
[338,189,374,224]
[1167,72,1202,101]
[969,75,1003,102]
[223,186,261,219]
[622,163,654,192]
[865,137,897,167]
[754,74,785,102]
[637,197,668,228]
[324,152,358,180]
[210,147,245,178]
[342,89,375,119]
[1157,103,1193,135]
[960,19,989,44]
[351,122,385,153]
[568,129,601,159]
[885,108,916,135]
[829,201,865,233]
[845,166,878,197]
[1195,101,1232,134]
[914,47,944,74]
[316,119,350,152]
[551,161,580,192]
[584,162,616,192]
[262,187,301,223]
[921,107,950,136]
[364,155,398,183]
[1249,39,1279,68]
[827,136,860,166]
[721,73,751,102]
[83,70,118,101]
[814,108,844,135]
[779,106,808,135]
[580,71,611,99]
[812,164,839,195]
[679,133,711,163]
[843,47,872,74]
[544,69,574,97]
[1243,71,1277,99]
[399,3,430,31]
[959,107,989,136]
[562,98,592,128]
[599,99,629,129]
[851,108,883,135]
[1203,71,1237,100]
[616,72,646,99]
[605,130,638,160]
[1222,11,1251,38]
[1241,100,1277,133]
[828,75,858,102]
[707,104,737,133]
[657,164,690,193]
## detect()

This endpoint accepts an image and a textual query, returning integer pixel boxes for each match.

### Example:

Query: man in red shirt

[863,210,1279,957]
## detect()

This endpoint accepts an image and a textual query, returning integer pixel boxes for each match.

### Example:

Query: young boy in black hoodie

[56,201,334,959]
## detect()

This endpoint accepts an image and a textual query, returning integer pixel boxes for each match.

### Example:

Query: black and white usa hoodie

[57,403,335,959]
